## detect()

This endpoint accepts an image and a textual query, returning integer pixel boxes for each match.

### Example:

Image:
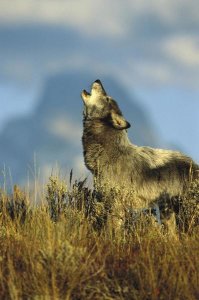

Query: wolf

[81,80,199,229]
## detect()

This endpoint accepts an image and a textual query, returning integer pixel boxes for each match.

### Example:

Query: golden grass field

[0,176,199,300]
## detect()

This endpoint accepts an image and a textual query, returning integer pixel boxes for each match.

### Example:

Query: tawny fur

[81,80,199,211]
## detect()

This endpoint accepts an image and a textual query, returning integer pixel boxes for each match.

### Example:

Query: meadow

[0,175,199,300]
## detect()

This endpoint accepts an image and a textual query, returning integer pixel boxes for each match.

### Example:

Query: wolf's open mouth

[82,89,91,96]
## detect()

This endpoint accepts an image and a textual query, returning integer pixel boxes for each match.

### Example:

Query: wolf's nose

[94,79,101,85]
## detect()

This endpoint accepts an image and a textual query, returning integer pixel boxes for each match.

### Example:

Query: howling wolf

[81,80,199,227]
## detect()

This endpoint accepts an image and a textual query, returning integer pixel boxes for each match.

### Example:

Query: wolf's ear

[110,111,131,130]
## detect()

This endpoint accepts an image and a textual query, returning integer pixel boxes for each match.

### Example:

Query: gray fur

[81,80,199,210]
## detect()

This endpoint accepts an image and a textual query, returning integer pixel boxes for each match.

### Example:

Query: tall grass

[0,176,198,299]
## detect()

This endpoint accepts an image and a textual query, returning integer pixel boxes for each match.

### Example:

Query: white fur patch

[86,82,105,107]
[89,92,100,105]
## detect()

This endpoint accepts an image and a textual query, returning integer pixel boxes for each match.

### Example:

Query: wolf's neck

[83,119,131,150]
[82,119,132,174]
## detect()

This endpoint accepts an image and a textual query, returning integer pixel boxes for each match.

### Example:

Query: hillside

[0,177,198,299]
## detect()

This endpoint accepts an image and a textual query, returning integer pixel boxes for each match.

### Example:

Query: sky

[0,0,198,162]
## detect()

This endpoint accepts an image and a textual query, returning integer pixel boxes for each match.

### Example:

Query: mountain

[0,71,162,186]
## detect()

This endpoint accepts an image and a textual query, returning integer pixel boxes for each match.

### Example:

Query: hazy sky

[0,0,198,161]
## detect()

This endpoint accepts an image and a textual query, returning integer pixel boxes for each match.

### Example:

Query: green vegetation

[0,176,199,299]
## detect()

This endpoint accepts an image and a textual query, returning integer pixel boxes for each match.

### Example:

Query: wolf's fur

[81,80,199,226]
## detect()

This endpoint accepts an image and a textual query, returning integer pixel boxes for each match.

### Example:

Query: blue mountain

[0,71,161,185]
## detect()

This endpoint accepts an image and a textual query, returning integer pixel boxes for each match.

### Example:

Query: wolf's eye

[106,97,110,102]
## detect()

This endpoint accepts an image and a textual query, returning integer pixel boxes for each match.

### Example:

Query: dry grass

[0,176,199,299]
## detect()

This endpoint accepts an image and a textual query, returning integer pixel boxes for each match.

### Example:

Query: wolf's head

[81,80,131,130]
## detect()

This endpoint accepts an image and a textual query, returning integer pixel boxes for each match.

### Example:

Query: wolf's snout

[92,79,106,95]
[92,79,102,89]
[94,79,102,85]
